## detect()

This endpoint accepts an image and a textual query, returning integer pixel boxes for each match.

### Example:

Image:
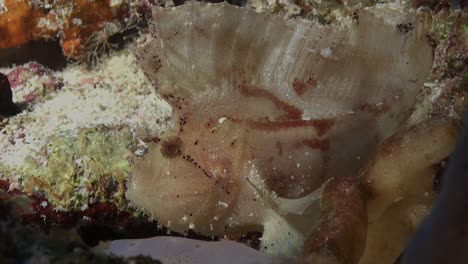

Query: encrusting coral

[0,49,172,212]
[14,126,135,210]
[6,61,62,104]
[0,0,51,49]
[0,0,154,60]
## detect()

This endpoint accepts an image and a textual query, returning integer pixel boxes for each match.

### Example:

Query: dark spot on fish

[161,137,183,158]
[433,159,448,193]
[352,10,360,22]
[396,23,414,34]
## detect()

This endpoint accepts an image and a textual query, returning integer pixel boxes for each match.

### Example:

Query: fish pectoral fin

[273,178,333,215]
[261,210,305,258]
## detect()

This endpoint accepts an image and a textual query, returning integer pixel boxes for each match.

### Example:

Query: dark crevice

[78,219,219,247]
[0,40,68,71]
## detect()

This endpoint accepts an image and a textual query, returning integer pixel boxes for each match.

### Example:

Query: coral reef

[0,0,465,263]
[425,9,467,118]
[6,61,62,104]
[17,126,135,210]
[0,51,172,211]
[0,0,53,49]
[246,0,461,22]
[406,7,467,124]
[0,189,162,263]
[0,0,159,60]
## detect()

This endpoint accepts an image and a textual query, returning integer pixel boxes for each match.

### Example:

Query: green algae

[17,126,136,210]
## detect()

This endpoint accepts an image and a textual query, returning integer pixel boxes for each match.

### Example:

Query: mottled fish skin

[401,109,468,264]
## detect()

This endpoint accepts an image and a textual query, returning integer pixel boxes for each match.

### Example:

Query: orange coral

[58,0,128,58]
[0,0,129,59]
[0,0,53,48]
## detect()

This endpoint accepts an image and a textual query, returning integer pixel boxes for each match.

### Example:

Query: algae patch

[13,126,136,210]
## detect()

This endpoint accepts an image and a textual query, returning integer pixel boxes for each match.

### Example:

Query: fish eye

[161,137,183,158]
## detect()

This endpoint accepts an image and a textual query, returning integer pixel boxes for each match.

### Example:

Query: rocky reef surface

[0,0,466,263]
